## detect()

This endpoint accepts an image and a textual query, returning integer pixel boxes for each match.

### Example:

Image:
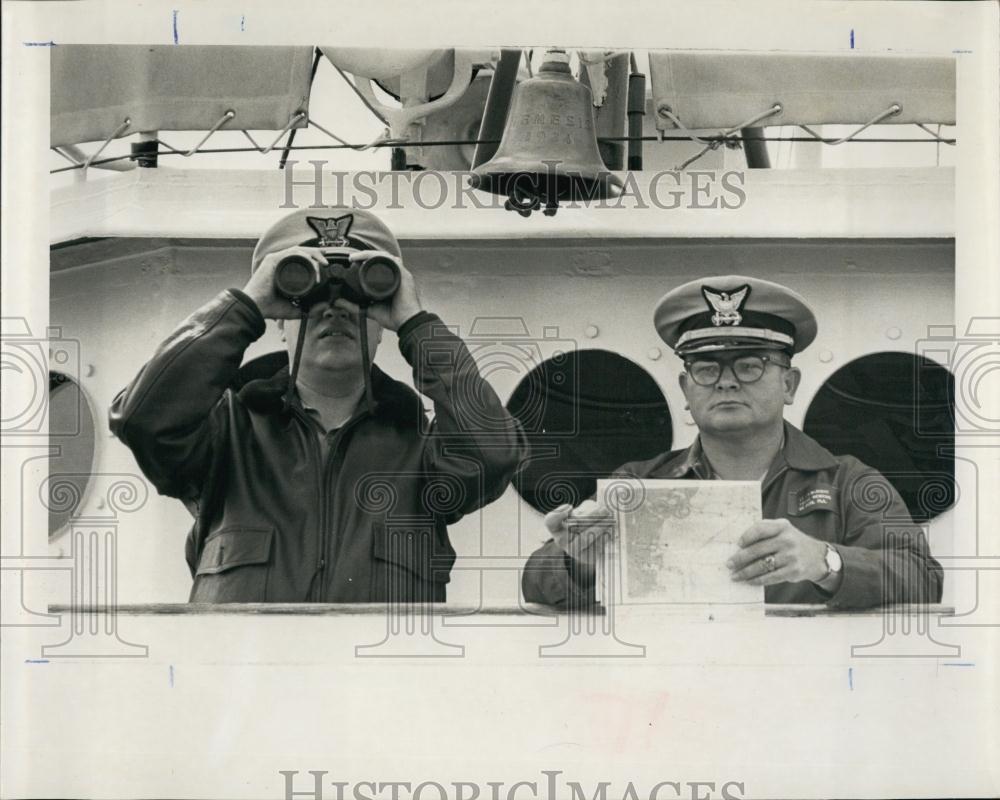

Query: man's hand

[334,253,424,332]
[243,247,328,320]
[545,499,616,576]
[727,519,828,586]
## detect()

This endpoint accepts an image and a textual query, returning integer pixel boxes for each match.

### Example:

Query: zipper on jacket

[316,440,336,601]
[291,406,368,602]
[321,415,367,587]
[290,407,328,602]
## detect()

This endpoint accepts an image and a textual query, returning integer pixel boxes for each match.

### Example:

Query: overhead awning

[50,45,315,147]
[648,52,956,131]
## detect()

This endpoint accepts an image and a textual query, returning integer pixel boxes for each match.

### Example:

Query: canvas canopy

[50,45,315,147]
[649,52,956,131]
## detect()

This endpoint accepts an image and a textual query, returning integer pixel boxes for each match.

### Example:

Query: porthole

[48,373,96,537]
[803,352,955,522]
[507,349,674,513]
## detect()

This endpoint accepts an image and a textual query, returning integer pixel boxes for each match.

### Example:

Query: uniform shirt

[521,422,943,609]
[299,399,342,461]
[696,429,840,593]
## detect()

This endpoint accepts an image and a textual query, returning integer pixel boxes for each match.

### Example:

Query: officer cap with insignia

[654,275,817,357]
[251,207,402,273]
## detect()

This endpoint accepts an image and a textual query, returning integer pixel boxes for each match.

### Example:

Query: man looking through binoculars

[110,208,527,604]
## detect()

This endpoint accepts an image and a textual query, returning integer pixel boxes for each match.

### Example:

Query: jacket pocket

[787,486,839,517]
[370,523,451,602]
[189,527,274,603]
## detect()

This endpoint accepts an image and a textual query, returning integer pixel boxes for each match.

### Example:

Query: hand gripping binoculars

[273,249,401,309]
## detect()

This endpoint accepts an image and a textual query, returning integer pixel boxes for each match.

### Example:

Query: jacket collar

[237,363,425,429]
[778,421,839,471]
[658,421,838,478]
[661,436,712,479]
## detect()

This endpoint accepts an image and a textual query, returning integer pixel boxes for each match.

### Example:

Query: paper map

[597,479,764,605]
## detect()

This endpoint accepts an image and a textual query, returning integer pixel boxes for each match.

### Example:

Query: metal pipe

[280,48,323,170]
[128,132,159,168]
[83,118,131,171]
[471,48,522,169]
[129,140,158,168]
[391,148,408,170]
[626,70,646,171]
[584,53,628,171]
[57,144,137,172]
[741,126,771,168]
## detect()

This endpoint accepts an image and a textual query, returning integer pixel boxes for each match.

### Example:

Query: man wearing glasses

[521,275,943,608]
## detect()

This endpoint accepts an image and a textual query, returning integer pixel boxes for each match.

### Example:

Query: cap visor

[676,338,791,356]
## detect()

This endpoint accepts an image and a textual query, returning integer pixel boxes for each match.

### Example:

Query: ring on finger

[764,554,777,573]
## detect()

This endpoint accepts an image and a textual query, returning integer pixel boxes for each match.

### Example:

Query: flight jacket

[521,423,944,609]
[109,289,528,603]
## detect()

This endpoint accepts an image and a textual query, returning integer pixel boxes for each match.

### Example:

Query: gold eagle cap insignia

[701,284,751,326]
[306,214,354,247]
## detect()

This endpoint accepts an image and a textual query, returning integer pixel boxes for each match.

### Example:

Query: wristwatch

[817,543,843,588]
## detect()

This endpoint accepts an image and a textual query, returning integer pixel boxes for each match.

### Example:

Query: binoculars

[273,249,401,308]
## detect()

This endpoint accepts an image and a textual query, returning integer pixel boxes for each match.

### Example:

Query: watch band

[816,544,843,592]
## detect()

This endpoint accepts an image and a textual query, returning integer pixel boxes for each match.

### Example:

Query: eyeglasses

[683,353,790,386]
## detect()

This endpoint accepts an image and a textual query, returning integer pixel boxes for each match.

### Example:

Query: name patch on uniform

[789,485,836,515]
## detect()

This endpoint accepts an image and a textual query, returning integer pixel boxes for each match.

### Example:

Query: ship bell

[469,50,622,216]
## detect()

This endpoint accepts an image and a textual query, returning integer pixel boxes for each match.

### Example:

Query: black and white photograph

[2,1,999,798]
